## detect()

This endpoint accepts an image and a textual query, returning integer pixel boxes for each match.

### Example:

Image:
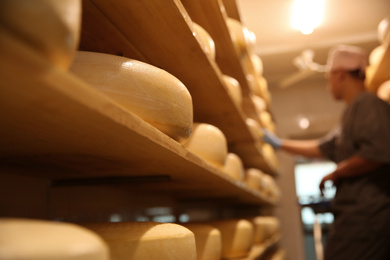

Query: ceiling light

[291,0,325,35]
[298,116,310,129]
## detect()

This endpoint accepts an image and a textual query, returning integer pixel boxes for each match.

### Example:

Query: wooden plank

[0,29,273,206]
[221,0,242,21]
[80,0,255,144]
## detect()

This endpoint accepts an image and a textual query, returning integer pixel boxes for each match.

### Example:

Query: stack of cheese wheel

[181,223,222,260]
[248,216,280,245]
[222,153,245,182]
[377,80,390,104]
[205,219,254,259]
[182,123,228,168]
[70,51,193,143]
[0,218,109,260]
[244,168,266,192]
[82,221,197,260]
[0,0,82,70]
[193,23,216,61]
[222,75,243,107]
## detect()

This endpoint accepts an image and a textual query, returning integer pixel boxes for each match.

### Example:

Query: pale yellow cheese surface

[182,223,222,260]
[222,153,245,181]
[193,23,216,61]
[222,75,243,107]
[70,51,193,142]
[0,0,81,70]
[248,216,280,244]
[245,168,266,191]
[0,218,109,260]
[206,219,254,259]
[183,123,228,167]
[82,221,197,260]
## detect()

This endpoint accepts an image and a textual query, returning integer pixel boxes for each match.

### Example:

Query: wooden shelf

[367,35,390,92]
[0,30,276,206]
[236,234,281,260]
[79,0,273,172]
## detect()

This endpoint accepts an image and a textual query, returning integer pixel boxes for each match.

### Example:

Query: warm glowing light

[298,116,310,129]
[291,0,325,35]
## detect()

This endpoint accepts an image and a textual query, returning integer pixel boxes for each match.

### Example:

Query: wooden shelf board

[222,0,243,21]
[0,30,274,206]
[235,234,281,260]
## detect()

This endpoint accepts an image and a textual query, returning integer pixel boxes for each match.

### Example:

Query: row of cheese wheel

[0,217,280,260]
[182,122,280,201]
[188,15,274,134]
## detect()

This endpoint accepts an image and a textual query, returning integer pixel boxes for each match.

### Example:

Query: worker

[262,45,390,260]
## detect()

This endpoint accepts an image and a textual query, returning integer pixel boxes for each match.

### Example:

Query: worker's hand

[319,172,338,196]
[261,128,282,149]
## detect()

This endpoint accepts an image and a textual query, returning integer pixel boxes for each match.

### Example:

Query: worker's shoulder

[356,91,390,110]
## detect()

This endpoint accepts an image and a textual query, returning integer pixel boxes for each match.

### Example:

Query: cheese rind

[182,223,222,260]
[245,168,266,191]
[0,218,109,260]
[205,219,254,258]
[223,153,245,181]
[222,75,243,107]
[183,123,228,167]
[82,221,197,260]
[193,23,216,61]
[0,0,81,69]
[70,51,193,142]
[248,216,280,244]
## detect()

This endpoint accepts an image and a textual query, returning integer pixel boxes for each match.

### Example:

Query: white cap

[326,45,368,73]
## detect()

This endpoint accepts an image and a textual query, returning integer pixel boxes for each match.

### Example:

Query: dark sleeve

[318,126,340,162]
[353,96,390,163]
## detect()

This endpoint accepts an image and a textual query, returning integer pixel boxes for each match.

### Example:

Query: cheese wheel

[245,168,266,191]
[246,118,262,138]
[246,74,262,97]
[249,216,280,244]
[262,143,279,172]
[182,123,228,167]
[0,0,81,70]
[82,221,196,260]
[378,16,390,43]
[251,95,267,114]
[181,223,222,260]
[260,111,275,133]
[377,80,390,104]
[222,75,243,107]
[222,153,245,181]
[369,45,385,66]
[0,218,109,260]
[226,18,253,57]
[70,51,193,142]
[206,219,254,258]
[193,23,216,61]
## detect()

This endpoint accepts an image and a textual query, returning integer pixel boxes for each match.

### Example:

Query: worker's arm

[319,155,383,194]
[262,129,324,158]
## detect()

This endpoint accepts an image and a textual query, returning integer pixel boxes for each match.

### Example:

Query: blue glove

[262,128,282,149]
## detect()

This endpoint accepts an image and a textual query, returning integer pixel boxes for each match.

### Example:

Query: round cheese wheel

[251,54,263,76]
[246,74,262,96]
[248,216,280,244]
[181,223,222,260]
[245,168,266,191]
[377,16,390,43]
[222,75,243,107]
[262,143,279,172]
[260,111,275,133]
[82,221,196,260]
[251,95,267,115]
[0,218,109,260]
[182,123,228,167]
[377,80,390,104]
[369,45,385,67]
[206,219,254,259]
[70,51,193,142]
[0,0,81,70]
[246,118,262,139]
[193,23,216,61]
[222,153,245,181]
[226,18,253,57]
